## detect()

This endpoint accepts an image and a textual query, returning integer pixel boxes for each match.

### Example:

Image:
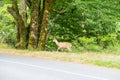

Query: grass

[0,43,120,69]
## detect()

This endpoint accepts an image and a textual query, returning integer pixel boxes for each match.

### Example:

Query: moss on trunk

[38,0,56,50]
[28,0,40,49]
[7,0,27,49]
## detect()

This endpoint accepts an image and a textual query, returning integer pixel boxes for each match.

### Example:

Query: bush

[78,37,96,46]
[97,33,119,48]
[86,44,102,52]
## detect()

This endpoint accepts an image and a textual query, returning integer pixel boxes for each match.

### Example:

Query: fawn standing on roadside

[53,38,72,52]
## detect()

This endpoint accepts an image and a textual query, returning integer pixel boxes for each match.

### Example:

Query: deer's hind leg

[67,47,72,52]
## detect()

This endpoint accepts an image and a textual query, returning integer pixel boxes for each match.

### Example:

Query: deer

[53,38,72,52]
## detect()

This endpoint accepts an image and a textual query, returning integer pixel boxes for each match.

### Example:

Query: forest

[0,0,120,52]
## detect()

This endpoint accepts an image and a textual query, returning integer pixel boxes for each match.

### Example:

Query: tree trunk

[16,19,27,49]
[7,0,27,49]
[38,0,56,50]
[28,0,40,49]
[20,0,27,27]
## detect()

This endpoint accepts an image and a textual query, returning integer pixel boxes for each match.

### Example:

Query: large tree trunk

[38,0,56,50]
[7,0,27,49]
[28,0,41,49]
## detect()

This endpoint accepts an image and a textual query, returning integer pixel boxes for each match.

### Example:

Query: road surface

[0,53,120,80]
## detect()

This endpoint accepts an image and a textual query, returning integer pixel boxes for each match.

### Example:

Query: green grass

[0,43,13,49]
[94,60,120,69]
[0,43,120,69]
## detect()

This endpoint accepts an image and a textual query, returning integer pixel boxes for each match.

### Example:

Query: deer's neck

[55,40,59,46]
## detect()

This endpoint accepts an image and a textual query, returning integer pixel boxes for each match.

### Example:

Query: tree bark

[28,0,41,49]
[38,0,56,50]
[20,0,27,28]
[25,0,31,8]
[7,0,27,49]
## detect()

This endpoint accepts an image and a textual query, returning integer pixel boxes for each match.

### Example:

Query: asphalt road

[0,53,120,80]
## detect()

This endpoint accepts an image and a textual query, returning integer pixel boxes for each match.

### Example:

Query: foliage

[0,4,15,45]
[47,0,120,51]
[98,33,119,48]
[78,37,95,46]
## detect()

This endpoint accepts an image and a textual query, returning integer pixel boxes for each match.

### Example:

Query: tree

[7,0,56,50]
[7,0,27,49]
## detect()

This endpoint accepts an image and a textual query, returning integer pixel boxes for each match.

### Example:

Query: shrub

[97,33,119,48]
[78,37,96,46]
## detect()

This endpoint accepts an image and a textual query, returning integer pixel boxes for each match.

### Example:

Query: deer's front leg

[57,47,61,52]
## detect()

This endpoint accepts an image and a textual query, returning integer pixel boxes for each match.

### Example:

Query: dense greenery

[47,0,120,51]
[0,4,15,45]
[0,0,120,52]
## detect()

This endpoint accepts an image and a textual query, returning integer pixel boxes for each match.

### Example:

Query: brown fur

[53,38,72,52]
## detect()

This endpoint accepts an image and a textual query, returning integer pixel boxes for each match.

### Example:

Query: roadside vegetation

[0,0,120,69]
[0,43,120,69]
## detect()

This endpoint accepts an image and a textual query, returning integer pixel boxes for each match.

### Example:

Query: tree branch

[25,0,31,8]
[7,7,19,20]
[52,9,66,14]
[7,0,20,20]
